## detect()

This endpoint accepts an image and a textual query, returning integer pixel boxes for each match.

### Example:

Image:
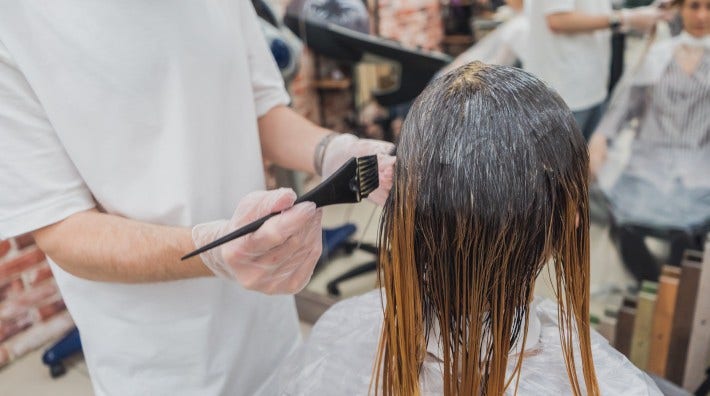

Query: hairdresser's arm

[34,187,320,292]
[547,6,668,34]
[546,12,615,33]
[258,105,330,174]
[33,209,211,283]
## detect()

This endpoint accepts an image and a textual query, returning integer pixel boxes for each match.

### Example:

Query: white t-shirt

[0,2,297,395]
[524,0,612,111]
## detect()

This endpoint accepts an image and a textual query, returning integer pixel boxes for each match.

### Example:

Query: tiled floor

[0,348,93,396]
[0,198,634,395]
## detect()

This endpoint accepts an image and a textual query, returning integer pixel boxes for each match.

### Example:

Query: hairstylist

[525,0,672,140]
[0,2,393,395]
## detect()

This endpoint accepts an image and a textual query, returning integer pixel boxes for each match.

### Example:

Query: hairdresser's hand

[192,188,323,294]
[620,6,672,33]
[321,133,395,206]
[588,132,608,180]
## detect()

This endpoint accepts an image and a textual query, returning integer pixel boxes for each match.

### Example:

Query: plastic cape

[442,14,529,74]
[272,289,660,395]
[595,32,710,230]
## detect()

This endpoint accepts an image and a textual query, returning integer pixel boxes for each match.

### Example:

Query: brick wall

[0,234,74,368]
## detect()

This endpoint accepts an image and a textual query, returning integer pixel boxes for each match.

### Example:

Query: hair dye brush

[181,155,379,260]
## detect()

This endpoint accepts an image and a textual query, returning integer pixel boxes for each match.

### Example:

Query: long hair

[373,62,599,395]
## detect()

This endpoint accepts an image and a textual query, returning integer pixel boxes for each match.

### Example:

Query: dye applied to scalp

[373,62,599,395]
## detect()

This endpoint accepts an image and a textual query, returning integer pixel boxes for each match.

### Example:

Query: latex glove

[321,133,395,206]
[192,188,323,294]
[620,6,671,33]
[588,132,608,180]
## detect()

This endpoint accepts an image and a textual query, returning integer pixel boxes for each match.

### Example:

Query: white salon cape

[0,2,298,395]
[274,290,661,395]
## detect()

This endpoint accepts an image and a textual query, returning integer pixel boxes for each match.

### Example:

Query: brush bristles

[357,155,379,198]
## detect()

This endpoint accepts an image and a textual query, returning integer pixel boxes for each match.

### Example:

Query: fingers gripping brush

[181,155,379,260]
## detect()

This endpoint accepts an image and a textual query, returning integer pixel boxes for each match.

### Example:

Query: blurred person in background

[525,0,672,140]
[589,0,710,283]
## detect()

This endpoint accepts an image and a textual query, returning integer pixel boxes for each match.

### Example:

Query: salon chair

[41,327,81,378]
[320,223,357,266]
[325,241,377,296]
[319,223,380,296]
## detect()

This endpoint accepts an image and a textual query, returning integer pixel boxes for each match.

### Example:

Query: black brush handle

[181,157,366,261]
[181,212,280,260]
[180,185,340,260]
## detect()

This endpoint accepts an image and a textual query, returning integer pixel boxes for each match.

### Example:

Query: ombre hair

[373,62,599,395]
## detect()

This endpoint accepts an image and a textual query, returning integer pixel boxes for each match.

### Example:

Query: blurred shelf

[442,34,475,45]
[313,78,351,90]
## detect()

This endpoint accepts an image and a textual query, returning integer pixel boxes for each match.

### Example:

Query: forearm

[258,105,332,174]
[33,209,211,283]
[546,11,612,34]
[596,86,647,138]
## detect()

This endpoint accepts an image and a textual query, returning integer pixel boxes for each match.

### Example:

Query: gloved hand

[321,133,395,206]
[192,188,323,294]
[620,6,672,33]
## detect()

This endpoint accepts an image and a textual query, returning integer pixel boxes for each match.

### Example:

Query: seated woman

[274,63,659,395]
[588,0,709,282]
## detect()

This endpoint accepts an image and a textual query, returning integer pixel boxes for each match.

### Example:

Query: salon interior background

[1,0,709,394]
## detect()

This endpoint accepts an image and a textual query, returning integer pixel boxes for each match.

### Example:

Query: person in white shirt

[0,2,393,395]
[524,0,671,140]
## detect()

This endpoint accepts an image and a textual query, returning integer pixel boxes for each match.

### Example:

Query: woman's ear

[575,212,580,228]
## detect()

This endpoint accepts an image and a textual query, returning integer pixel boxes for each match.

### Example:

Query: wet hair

[373,62,599,395]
